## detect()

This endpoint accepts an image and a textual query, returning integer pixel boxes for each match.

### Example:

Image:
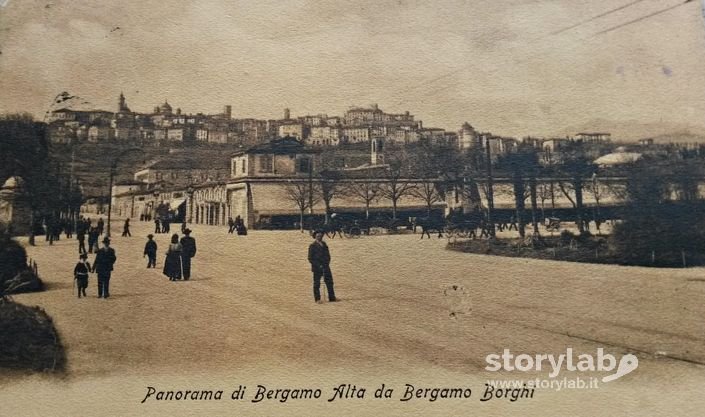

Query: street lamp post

[187,185,194,224]
[105,147,142,237]
[153,190,160,221]
[106,163,116,237]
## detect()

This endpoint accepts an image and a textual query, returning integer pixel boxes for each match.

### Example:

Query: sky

[1,0,704,138]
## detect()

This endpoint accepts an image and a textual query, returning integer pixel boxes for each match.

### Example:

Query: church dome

[160,100,173,115]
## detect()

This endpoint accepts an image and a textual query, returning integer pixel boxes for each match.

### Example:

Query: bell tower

[371,137,385,165]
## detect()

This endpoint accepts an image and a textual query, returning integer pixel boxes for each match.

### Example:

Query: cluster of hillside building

[48,93,614,155]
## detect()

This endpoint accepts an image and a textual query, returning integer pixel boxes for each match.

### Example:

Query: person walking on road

[97,217,105,235]
[180,229,196,280]
[122,218,132,237]
[308,230,337,304]
[92,237,117,299]
[144,234,158,268]
[163,234,183,281]
[77,224,87,255]
[73,253,91,298]
[88,226,100,253]
[154,217,161,234]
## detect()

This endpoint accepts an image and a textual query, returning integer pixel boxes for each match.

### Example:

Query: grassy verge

[447,234,705,268]
[0,298,66,373]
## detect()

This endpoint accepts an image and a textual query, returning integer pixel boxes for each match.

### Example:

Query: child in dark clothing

[73,253,91,298]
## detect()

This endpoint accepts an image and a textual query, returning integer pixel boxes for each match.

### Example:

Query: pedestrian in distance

[46,216,55,245]
[88,226,100,253]
[180,228,196,280]
[77,225,87,255]
[122,218,131,237]
[65,219,73,239]
[73,253,91,298]
[97,217,105,235]
[308,230,338,304]
[154,217,161,234]
[235,216,247,235]
[227,217,235,234]
[92,237,117,299]
[144,234,157,268]
[163,233,183,281]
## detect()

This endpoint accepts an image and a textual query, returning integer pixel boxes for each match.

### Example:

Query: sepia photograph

[1,0,704,415]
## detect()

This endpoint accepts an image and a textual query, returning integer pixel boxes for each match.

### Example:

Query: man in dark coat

[87,226,99,254]
[76,223,87,254]
[97,218,105,235]
[92,237,117,298]
[180,229,196,280]
[143,234,157,268]
[122,218,131,237]
[308,230,337,304]
[154,217,161,234]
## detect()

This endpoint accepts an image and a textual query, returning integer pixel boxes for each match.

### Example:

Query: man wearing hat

[143,234,158,268]
[180,228,197,280]
[92,237,117,298]
[308,230,338,304]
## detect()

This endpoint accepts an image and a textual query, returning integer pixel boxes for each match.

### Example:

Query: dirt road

[3,220,704,416]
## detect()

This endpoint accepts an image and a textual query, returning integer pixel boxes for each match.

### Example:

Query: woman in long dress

[163,233,183,281]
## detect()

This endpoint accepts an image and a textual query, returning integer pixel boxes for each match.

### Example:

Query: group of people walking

[152,229,197,281]
[73,225,199,298]
[70,216,339,305]
[73,236,117,299]
[42,215,78,243]
[153,217,172,234]
[227,216,247,235]
[76,216,105,254]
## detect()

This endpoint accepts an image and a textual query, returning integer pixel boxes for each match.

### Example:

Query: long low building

[108,138,624,228]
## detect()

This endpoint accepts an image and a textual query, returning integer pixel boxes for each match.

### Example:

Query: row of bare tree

[283,140,607,236]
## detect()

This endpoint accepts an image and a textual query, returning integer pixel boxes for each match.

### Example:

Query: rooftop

[232,137,319,156]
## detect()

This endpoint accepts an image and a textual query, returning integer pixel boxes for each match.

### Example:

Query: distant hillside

[648,131,705,144]
[50,143,235,198]
[558,118,705,142]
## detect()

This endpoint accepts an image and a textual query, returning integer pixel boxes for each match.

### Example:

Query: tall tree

[380,146,415,220]
[0,114,57,242]
[345,172,381,220]
[282,180,320,232]
[555,141,594,234]
[497,144,540,238]
[316,149,345,224]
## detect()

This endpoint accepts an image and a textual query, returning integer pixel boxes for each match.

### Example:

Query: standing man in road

[180,228,197,280]
[308,230,338,304]
[93,237,117,298]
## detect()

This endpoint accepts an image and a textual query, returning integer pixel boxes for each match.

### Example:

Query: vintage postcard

[1,0,704,416]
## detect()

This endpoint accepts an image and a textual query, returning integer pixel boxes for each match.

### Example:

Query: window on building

[242,159,246,173]
[259,155,273,173]
[298,157,311,173]
[232,160,237,175]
